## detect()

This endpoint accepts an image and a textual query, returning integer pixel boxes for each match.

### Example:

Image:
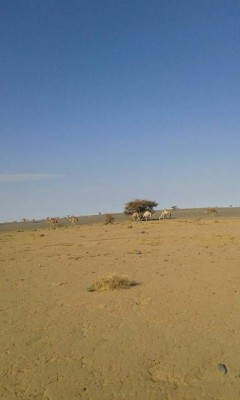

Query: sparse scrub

[104,214,115,224]
[87,274,137,292]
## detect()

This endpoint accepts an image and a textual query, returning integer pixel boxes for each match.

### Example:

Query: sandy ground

[1,215,240,399]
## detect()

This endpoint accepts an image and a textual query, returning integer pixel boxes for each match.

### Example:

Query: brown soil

[1,216,240,399]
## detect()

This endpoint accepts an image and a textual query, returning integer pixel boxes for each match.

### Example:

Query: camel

[159,209,171,220]
[206,208,218,216]
[46,218,59,228]
[68,216,79,226]
[143,211,152,221]
[132,212,141,221]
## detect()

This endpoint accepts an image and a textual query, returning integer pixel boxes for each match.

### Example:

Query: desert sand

[1,213,240,399]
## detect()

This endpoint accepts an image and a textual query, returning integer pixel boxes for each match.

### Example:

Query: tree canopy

[124,199,158,215]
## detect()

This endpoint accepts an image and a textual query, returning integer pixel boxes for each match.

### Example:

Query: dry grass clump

[128,249,142,255]
[88,274,137,292]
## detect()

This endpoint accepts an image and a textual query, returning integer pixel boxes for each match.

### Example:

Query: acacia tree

[124,199,158,217]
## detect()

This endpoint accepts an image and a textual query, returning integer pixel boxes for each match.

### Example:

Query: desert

[1,208,240,399]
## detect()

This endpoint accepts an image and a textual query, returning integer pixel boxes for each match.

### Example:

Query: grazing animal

[206,208,218,216]
[46,218,59,228]
[132,212,141,221]
[68,216,79,226]
[159,209,171,220]
[143,211,152,221]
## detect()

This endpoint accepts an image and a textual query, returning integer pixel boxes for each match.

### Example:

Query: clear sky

[1,0,240,222]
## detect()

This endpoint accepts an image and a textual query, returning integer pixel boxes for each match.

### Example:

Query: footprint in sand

[148,362,186,388]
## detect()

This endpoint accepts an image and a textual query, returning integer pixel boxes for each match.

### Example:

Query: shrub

[87,274,137,292]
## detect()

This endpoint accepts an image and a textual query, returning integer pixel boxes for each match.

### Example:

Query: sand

[1,214,240,399]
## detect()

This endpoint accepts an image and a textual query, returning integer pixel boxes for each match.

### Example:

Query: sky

[1,0,240,222]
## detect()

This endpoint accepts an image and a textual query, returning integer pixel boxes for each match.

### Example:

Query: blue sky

[1,0,240,221]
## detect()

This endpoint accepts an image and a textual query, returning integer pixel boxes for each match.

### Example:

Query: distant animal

[206,208,218,216]
[132,212,141,221]
[159,209,171,220]
[143,211,152,221]
[46,218,59,228]
[68,216,79,226]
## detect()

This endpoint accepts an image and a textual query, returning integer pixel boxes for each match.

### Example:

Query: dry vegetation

[87,273,137,292]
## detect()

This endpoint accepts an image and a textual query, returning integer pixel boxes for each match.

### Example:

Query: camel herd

[46,216,79,228]
[46,208,219,228]
[131,207,219,222]
[206,208,218,216]
[46,211,171,227]
[131,209,172,221]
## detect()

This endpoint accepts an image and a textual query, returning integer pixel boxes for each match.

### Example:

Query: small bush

[104,214,115,224]
[88,274,137,292]
[128,249,142,255]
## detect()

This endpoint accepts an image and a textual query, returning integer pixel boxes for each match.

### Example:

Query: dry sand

[1,215,240,399]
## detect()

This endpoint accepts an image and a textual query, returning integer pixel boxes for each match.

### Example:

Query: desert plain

[1,208,240,399]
